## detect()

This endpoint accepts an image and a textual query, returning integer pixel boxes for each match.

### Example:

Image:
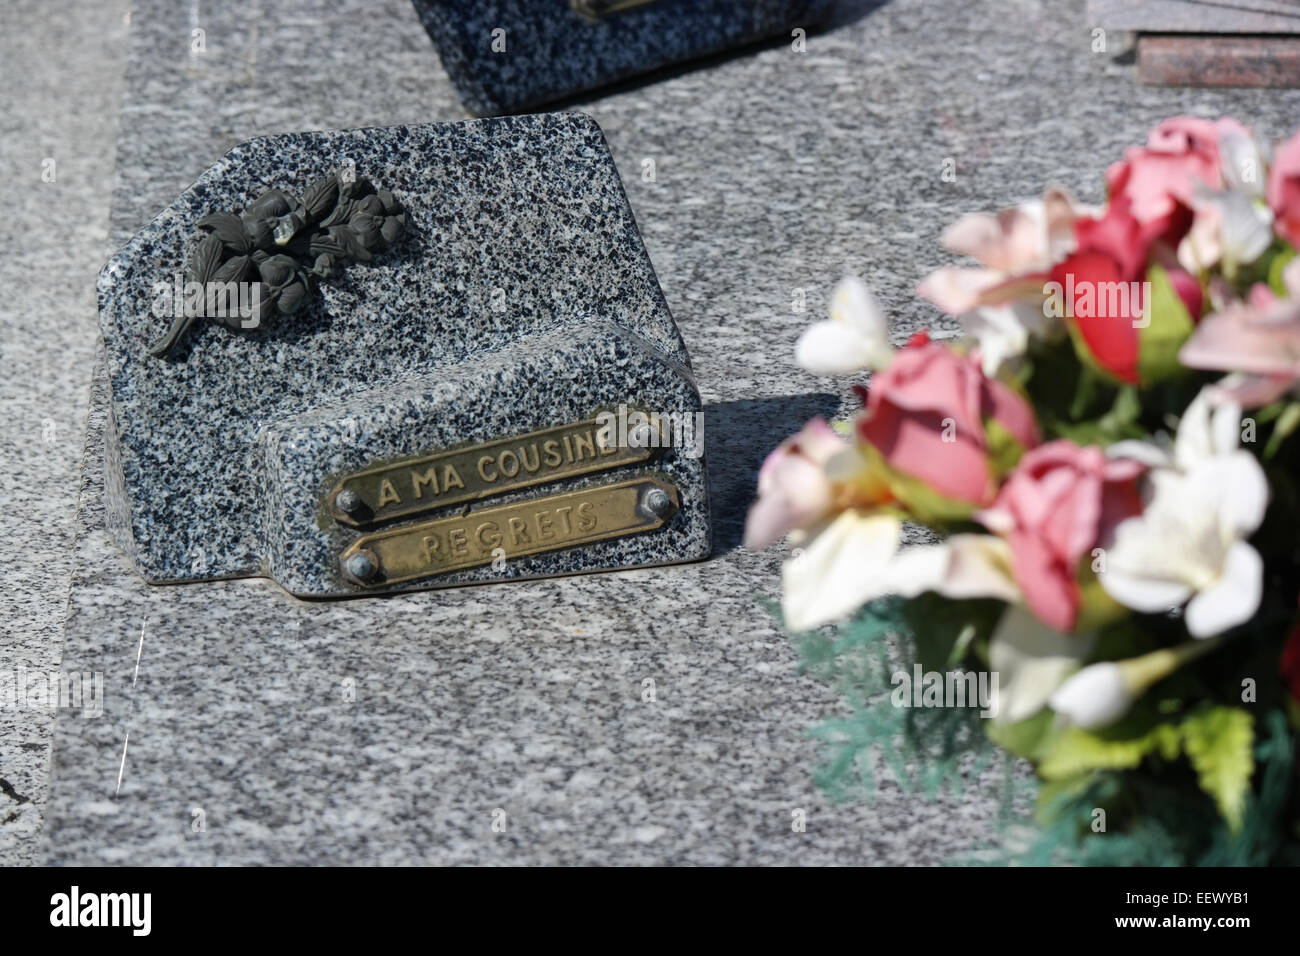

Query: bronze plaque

[339,475,679,587]
[327,415,657,527]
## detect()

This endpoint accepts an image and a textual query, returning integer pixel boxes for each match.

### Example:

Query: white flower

[781,514,1017,632]
[1220,128,1269,200]
[794,277,894,376]
[1102,389,1268,638]
[1177,188,1274,275]
[1047,662,1130,730]
[781,511,903,630]
[1178,132,1273,274]
[987,607,1096,724]
[959,300,1053,379]
[1049,640,1222,729]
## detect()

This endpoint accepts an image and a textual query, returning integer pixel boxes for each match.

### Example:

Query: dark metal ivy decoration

[147,171,407,358]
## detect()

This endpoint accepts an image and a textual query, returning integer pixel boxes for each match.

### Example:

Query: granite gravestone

[97,112,710,598]
[412,0,839,115]
[1088,0,1300,88]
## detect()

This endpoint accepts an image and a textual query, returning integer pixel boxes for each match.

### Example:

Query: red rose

[1051,198,1202,384]
[1051,199,1152,383]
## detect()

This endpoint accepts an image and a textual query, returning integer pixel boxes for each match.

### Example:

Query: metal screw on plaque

[639,486,673,520]
[335,488,363,516]
[344,549,379,583]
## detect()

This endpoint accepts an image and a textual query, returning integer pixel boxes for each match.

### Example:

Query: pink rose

[744,418,846,549]
[1179,267,1300,407]
[1267,129,1300,248]
[856,336,1039,512]
[1106,117,1245,230]
[940,186,1083,274]
[977,441,1143,632]
[917,187,1085,317]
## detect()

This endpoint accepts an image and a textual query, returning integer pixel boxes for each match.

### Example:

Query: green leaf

[1021,334,1148,443]
[1037,719,1182,781]
[1035,773,1097,825]
[1073,559,1131,633]
[1103,383,1142,429]
[1087,617,1164,663]
[1137,264,1195,386]
[1252,399,1288,424]
[986,709,1057,761]
[1069,364,1102,420]
[984,415,1029,478]
[1047,383,1143,446]
[1180,707,1254,832]
[1266,245,1298,298]
[1264,401,1300,459]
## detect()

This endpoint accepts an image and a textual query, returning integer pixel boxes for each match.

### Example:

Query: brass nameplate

[339,476,678,587]
[327,415,656,527]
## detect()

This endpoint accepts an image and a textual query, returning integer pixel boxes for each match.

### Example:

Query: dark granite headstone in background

[412,0,838,115]
[1088,0,1300,33]
[1138,36,1300,88]
[96,112,710,597]
[1089,0,1300,87]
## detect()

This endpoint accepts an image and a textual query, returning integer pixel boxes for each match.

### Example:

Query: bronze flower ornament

[147,171,406,358]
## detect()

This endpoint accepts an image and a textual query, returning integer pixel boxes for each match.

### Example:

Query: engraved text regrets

[339,476,678,586]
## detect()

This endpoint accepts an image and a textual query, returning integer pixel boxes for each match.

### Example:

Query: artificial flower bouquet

[749,116,1300,864]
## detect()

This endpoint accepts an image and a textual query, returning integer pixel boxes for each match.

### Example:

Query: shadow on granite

[704,393,839,554]
[523,0,907,123]
[535,22,843,119]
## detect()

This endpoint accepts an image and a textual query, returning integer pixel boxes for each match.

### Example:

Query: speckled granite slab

[97,113,709,597]
[411,0,838,115]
